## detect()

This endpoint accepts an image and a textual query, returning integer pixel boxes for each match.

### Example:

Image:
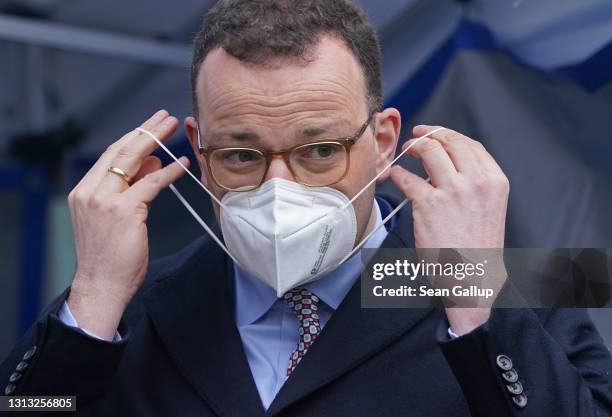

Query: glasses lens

[289,142,348,186]
[209,148,267,190]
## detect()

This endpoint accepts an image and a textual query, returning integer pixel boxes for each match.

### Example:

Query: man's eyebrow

[297,121,352,139]
[229,131,260,141]
[299,127,328,138]
[208,131,261,144]
[206,120,353,145]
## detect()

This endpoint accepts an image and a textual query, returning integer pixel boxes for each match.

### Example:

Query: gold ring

[108,166,132,185]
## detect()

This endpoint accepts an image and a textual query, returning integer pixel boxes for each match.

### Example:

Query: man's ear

[373,107,401,182]
[184,116,210,186]
[184,116,200,154]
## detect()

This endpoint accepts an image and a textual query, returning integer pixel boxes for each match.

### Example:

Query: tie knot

[283,288,320,317]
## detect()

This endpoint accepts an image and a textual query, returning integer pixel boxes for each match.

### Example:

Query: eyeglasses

[198,113,375,192]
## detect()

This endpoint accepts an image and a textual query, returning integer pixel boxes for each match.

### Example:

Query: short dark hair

[190,0,382,115]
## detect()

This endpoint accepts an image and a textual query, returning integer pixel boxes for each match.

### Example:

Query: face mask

[135,125,444,296]
[220,177,357,295]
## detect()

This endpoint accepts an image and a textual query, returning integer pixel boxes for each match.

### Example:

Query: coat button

[506,381,523,395]
[512,393,528,408]
[23,346,37,361]
[15,361,28,372]
[4,384,16,395]
[8,372,22,383]
[502,369,519,383]
[496,354,513,371]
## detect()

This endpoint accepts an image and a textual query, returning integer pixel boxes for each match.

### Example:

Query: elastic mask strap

[338,127,446,263]
[136,127,239,264]
[341,126,445,210]
[338,198,408,265]
[135,127,225,208]
[167,184,241,265]
[339,176,433,265]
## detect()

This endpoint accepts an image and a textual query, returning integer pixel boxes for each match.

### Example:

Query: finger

[390,165,434,202]
[413,125,481,176]
[132,156,162,183]
[73,109,169,195]
[98,115,179,193]
[467,140,505,177]
[402,135,457,188]
[126,156,191,204]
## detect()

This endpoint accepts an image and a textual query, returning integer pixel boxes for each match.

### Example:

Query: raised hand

[67,110,190,340]
[390,125,510,335]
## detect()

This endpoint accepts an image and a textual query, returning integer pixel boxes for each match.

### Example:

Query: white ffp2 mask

[135,126,444,297]
[220,178,356,296]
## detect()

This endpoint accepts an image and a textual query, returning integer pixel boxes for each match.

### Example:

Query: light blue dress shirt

[233,200,388,409]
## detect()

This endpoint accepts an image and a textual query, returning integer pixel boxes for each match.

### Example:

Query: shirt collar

[234,198,388,326]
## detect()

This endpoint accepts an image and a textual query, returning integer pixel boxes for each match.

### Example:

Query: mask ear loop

[337,127,446,264]
[135,127,225,208]
[135,127,241,265]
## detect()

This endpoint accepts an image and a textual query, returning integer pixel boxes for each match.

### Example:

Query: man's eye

[315,146,333,158]
[301,144,340,159]
[224,150,260,163]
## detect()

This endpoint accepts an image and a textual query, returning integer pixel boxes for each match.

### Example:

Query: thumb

[390,165,432,202]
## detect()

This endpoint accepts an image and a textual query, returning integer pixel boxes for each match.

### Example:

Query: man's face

[185,35,400,243]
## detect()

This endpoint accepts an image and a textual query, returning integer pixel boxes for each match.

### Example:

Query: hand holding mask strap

[134,127,240,266]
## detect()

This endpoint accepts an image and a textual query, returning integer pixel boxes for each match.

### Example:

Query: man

[2,0,611,416]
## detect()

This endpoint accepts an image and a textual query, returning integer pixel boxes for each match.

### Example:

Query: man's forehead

[196,36,367,119]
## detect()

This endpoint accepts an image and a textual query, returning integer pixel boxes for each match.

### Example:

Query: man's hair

[190,0,382,115]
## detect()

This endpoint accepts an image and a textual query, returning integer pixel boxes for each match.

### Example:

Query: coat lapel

[143,241,265,417]
[266,199,434,416]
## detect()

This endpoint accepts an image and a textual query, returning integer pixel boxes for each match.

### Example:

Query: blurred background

[0,0,611,359]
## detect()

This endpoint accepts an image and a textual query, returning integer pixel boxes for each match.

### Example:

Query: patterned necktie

[283,288,321,376]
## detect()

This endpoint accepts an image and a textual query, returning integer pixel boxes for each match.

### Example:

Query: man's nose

[263,155,295,183]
